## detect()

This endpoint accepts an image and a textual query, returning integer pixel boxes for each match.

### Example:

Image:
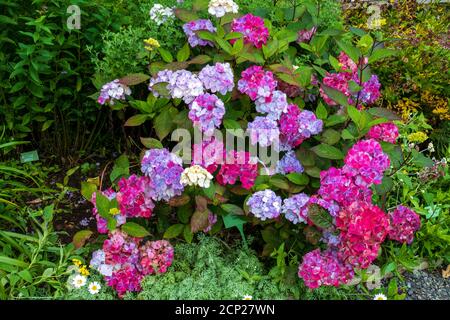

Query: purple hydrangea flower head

[246,189,282,221]
[282,193,310,224]
[255,90,288,120]
[247,116,280,147]
[297,110,323,138]
[198,62,234,95]
[98,79,131,105]
[141,148,184,201]
[148,69,173,97]
[189,93,225,136]
[183,19,217,47]
[388,205,421,244]
[359,75,381,105]
[167,70,204,104]
[276,151,304,175]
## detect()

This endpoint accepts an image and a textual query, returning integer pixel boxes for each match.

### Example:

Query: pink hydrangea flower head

[198,62,234,95]
[282,193,309,224]
[255,90,288,120]
[388,205,421,244]
[336,201,390,269]
[246,189,282,221]
[106,264,143,298]
[320,73,351,106]
[192,137,225,173]
[298,249,354,289]
[343,139,390,187]
[216,150,258,189]
[141,148,184,201]
[231,14,269,48]
[117,175,154,219]
[139,240,174,275]
[103,230,141,266]
[367,122,399,144]
[182,19,217,47]
[247,116,280,147]
[189,93,225,136]
[237,65,277,102]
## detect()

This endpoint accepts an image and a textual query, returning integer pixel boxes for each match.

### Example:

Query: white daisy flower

[373,293,387,300]
[72,275,87,288]
[88,281,101,295]
[242,295,253,300]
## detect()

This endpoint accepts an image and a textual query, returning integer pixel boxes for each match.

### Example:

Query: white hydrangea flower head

[180,165,214,188]
[149,4,175,25]
[208,0,239,18]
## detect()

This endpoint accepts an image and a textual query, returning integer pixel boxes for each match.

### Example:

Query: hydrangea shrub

[81,0,424,296]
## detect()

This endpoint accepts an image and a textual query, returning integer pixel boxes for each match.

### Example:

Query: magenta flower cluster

[279,104,323,151]
[231,13,269,48]
[198,62,235,95]
[298,249,354,289]
[216,150,258,189]
[192,137,224,173]
[91,230,174,297]
[189,93,225,136]
[117,175,154,219]
[246,189,282,221]
[182,19,216,47]
[367,122,399,144]
[247,116,280,147]
[141,148,184,201]
[139,240,174,275]
[343,138,391,187]
[388,205,421,244]
[237,65,277,103]
[336,201,390,269]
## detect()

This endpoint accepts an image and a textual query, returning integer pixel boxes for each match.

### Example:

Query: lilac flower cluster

[183,19,217,48]
[282,193,309,224]
[255,90,288,120]
[98,79,131,105]
[167,70,204,104]
[276,151,304,175]
[388,205,421,244]
[247,116,280,147]
[141,148,184,201]
[189,93,225,136]
[246,189,282,221]
[148,69,173,97]
[198,62,234,95]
